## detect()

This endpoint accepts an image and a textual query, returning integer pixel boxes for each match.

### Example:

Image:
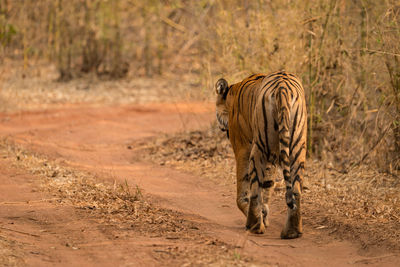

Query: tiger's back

[252,72,307,195]
[215,71,307,238]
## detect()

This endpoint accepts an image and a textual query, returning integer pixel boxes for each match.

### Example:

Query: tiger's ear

[215,78,229,97]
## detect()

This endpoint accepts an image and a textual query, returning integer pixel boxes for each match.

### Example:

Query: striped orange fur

[215,71,307,238]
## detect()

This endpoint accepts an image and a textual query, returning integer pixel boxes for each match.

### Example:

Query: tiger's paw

[280,208,302,239]
[246,211,265,234]
[262,204,270,228]
[280,228,302,239]
[246,220,265,234]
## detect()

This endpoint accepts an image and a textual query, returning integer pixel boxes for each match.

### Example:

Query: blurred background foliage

[0,0,399,173]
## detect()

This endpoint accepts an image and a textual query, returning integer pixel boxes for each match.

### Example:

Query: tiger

[215,71,307,239]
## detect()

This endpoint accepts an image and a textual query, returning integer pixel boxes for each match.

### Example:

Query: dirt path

[0,102,399,266]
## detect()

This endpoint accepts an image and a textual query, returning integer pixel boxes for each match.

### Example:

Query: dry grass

[0,59,207,113]
[0,0,399,255]
[1,0,399,172]
[304,161,400,250]
[143,123,236,185]
[142,126,400,251]
[0,138,253,266]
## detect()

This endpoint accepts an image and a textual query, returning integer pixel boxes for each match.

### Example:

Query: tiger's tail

[276,85,296,209]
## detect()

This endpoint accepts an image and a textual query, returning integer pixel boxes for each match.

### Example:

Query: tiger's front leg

[235,148,251,217]
[260,163,277,228]
[246,144,267,234]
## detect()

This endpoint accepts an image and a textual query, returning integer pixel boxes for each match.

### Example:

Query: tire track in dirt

[0,102,399,266]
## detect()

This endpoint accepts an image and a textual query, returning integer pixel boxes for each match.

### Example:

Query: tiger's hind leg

[281,149,305,239]
[246,144,267,234]
[281,179,302,239]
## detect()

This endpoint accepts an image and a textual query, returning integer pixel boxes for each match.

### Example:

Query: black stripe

[283,169,290,176]
[240,80,255,112]
[254,74,266,80]
[278,89,288,101]
[289,106,299,149]
[287,76,303,91]
[261,76,281,92]
[255,140,266,156]
[292,175,301,186]
[290,109,305,150]
[279,115,285,124]
[279,86,289,97]
[280,138,289,147]
[281,158,290,166]
[257,128,266,149]
[298,105,305,128]
[250,176,260,186]
[290,127,304,152]
[237,75,264,119]
[262,180,274,188]
[291,144,305,166]
[261,90,271,157]
[241,75,263,93]
[282,81,294,99]
[237,80,252,114]
[270,81,284,96]
[267,71,283,78]
[282,75,299,88]
[292,162,305,177]
[249,169,256,178]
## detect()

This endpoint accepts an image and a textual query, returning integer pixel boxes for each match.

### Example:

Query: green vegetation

[0,0,399,173]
